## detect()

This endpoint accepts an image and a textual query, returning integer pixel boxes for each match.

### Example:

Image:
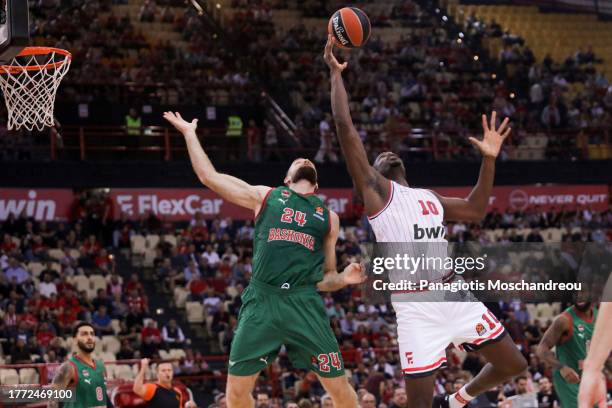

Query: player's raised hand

[324,35,348,74]
[342,262,366,285]
[578,369,608,408]
[470,111,511,158]
[163,111,198,135]
[140,358,150,368]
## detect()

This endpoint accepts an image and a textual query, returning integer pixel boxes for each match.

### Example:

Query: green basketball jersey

[553,306,597,408]
[252,186,330,287]
[64,355,108,408]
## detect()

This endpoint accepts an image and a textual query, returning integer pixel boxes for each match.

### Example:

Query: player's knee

[509,353,528,375]
[331,386,358,408]
[325,380,357,407]
[226,380,250,406]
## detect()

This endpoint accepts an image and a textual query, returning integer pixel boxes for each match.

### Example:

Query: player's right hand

[163,111,198,135]
[342,262,366,285]
[324,35,348,74]
[560,365,580,384]
[141,358,150,368]
[578,369,607,408]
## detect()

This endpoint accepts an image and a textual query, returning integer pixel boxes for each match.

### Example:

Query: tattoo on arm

[48,362,73,408]
[537,316,568,369]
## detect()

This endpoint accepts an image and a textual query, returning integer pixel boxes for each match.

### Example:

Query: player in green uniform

[164,112,365,408]
[537,302,598,408]
[49,322,110,408]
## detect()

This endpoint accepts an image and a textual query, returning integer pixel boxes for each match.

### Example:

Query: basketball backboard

[0,0,29,63]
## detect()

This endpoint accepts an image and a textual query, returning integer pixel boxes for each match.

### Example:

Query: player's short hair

[73,321,95,337]
[157,362,173,371]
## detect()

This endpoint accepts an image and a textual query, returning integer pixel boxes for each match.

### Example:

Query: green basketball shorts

[228,278,345,378]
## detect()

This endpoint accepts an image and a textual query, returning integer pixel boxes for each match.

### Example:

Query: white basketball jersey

[368,180,450,288]
[368,180,446,243]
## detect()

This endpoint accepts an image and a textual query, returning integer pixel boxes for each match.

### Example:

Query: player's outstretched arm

[433,112,511,222]
[537,314,581,384]
[324,37,388,214]
[578,275,612,408]
[47,362,74,408]
[164,112,270,213]
[317,211,366,292]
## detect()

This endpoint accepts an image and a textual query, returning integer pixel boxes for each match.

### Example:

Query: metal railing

[18,125,612,162]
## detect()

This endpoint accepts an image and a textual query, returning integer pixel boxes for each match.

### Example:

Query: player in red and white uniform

[324,37,528,408]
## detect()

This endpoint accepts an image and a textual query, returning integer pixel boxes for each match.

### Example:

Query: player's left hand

[324,35,348,74]
[578,369,607,408]
[470,111,511,158]
[342,262,366,285]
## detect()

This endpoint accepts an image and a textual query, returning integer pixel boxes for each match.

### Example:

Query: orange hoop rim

[0,47,72,74]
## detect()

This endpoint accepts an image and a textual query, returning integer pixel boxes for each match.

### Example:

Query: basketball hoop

[0,47,71,131]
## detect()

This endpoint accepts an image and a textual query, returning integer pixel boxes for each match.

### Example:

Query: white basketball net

[0,48,71,131]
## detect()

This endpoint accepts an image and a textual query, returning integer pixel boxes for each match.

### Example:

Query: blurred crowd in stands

[1,189,611,406]
[22,0,611,163]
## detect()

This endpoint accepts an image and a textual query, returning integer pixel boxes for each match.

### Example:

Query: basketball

[327,7,371,49]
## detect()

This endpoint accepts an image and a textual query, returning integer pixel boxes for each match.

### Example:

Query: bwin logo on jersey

[413,224,445,240]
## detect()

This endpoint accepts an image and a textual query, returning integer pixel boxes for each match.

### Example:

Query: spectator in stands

[141,320,162,343]
[10,337,31,363]
[358,392,376,408]
[257,393,271,408]
[536,376,559,408]
[161,318,186,347]
[264,121,282,161]
[19,306,38,331]
[35,322,56,352]
[387,387,407,408]
[186,270,207,301]
[125,303,147,330]
[499,375,535,407]
[315,113,338,163]
[93,289,113,314]
[39,272,58,298]
[202,245,220,269]
[541,99,562,129]
[4,257,29,284]
[116,339,136,360]
[92,305,114,335]
[46,337,67,361]
[202,286,222,314]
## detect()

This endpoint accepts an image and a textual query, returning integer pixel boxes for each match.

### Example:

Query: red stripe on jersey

[367,180,394,220]
[254,188,273,220]
[402,357,447,373]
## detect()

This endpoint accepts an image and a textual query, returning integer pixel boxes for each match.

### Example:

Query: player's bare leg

[404,373,437,408]
[226,373,259,408]
[318,374,359,408]
[450,335,527,407]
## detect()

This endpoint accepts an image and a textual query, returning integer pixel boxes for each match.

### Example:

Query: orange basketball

[328,7,371,49]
